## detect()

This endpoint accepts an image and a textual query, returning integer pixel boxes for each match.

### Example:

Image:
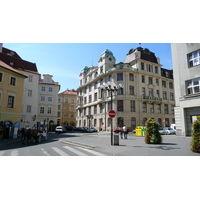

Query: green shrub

[190,117,200,153]
[144,118,162,144]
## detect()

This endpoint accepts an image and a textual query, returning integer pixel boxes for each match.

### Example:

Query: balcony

[141,95,162,104]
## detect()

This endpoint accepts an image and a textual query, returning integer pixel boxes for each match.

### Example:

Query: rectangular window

[89,95,92,103]
[148,77,153,84]
[48,97,52,102]
[157,104,161,113]
[130,100,135,112]
[117,73,123,81]
[163,91,167,99]
[164,104,169,114]
[170,92,174,101]
[162,80,166,88]
[186,78,200,95]
[0,72,3,82]
[28,90,32,97]
[7,95,15,108]
[188,50,200,68]
[94,105,97,114]
[130,86,134,95]
[84,97,87,104]
[155,66,158,74]
[49,87,53,92]
[26,105,31,112]
[10,77,16,86]
[142,75,145,83]
[129,73,134,81]
[141,62,144,70]
[117,88,123,95]
[117,100,123,111]
[169,82,173,89]
[171,105,175,115]
[156,90,160,97]
[150,103,154,113]
[156,79,159,86]
[142,87,146,96]
[28,75,33,82]
[40,107,44,114]
[47,107,52,114]
[42,86,45,92]
[94,92,97,101]
[149,88,153,96]
[142,102,147,112]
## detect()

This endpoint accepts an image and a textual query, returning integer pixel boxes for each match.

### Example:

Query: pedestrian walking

[119,127,123,139]
[123,125,128,139]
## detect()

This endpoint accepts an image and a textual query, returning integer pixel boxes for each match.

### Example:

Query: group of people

[117,125,129,139]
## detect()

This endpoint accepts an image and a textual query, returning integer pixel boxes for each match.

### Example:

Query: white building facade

[171,43,200,136]
[76,48,175,131]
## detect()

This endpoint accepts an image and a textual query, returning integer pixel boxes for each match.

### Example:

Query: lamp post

[99,82,123,145]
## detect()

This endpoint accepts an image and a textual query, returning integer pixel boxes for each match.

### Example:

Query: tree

[145,118,162,144]
[190,116,200,153]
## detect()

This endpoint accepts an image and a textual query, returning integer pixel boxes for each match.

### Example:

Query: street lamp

[99,82,123,145]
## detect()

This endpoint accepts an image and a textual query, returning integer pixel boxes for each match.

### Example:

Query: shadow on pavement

[0,132,81,151]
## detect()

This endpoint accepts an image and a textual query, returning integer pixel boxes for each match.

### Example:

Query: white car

[164,127,176,135]
[55,126,66,133]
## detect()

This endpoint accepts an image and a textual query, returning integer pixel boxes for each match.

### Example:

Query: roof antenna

[92,56,93,66]
[139,43,141,47]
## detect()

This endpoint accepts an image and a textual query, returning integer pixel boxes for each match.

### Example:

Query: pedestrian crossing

[0,145,107,156]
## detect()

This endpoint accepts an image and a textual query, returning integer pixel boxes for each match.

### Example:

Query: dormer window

[10,62,14,66]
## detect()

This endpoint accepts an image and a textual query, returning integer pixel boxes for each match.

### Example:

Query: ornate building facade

[76,47,175,131]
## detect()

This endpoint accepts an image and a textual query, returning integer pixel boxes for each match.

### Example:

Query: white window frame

[188,50,200,68]
[186,78,200,95]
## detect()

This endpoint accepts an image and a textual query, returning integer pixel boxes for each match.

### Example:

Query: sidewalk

[60,132,200,156]
[0,137,20,146]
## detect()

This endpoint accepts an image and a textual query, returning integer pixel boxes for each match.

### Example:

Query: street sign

[109,110,116,118]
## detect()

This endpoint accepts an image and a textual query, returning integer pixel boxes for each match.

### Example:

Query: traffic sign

[109,110,116,118]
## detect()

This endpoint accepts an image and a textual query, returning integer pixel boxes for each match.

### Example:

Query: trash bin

[136,126,143,136]
[142,126,146,136]
[114,134,119,145]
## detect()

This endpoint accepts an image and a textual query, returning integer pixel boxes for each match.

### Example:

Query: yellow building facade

[0,60,27,139]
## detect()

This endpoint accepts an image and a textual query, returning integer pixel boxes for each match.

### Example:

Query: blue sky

[3,43,172,92]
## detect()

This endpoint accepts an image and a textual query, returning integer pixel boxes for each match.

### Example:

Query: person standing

[123,125,128,139]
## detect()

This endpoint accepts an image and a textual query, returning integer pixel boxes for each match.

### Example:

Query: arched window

[158,118,162,126]
[117,117,124,127]
[143,118,147,126]
[131,117,136,128]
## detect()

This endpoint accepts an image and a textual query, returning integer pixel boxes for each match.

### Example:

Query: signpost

[109,110,116,145]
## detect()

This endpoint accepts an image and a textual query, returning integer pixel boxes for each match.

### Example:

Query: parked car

[164,127,176,135]
[114,128,122,133]
[159,128,167,135]
[55,126,66,133]
[89,128,98,132]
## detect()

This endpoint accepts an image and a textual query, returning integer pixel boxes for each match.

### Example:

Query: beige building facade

[37,74,60,132]
[58,89,77,127]
[76,48,175,131]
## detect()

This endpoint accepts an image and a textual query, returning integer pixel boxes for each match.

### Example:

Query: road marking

[0,151,6,156]
[11,150,18,156]
[41,148,51,156]
[76,147,107,156]
[52,147,69,156]
[63,146,88,156]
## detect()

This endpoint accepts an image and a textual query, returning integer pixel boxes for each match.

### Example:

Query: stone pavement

[60,131,200,156]
[1,131,200,156]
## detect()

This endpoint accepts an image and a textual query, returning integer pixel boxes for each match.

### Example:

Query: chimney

[0,43,2,53]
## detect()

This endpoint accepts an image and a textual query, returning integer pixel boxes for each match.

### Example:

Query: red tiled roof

[60,90,77,95]
[0,60,27,78]
[0,49,38,72]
